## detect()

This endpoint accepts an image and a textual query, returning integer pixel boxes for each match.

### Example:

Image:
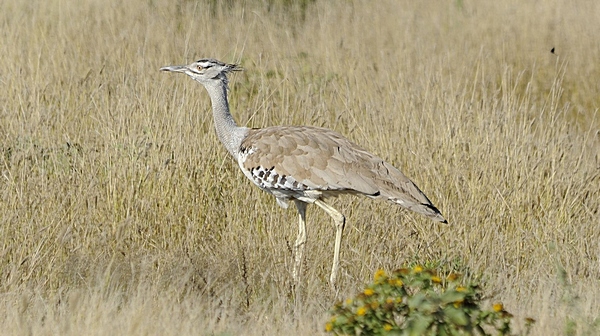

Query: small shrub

[325,266,534,335]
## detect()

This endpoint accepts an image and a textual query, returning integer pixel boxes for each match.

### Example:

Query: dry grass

[0,0,599,334]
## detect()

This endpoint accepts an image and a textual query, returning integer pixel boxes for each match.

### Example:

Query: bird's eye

[197,65,204,71]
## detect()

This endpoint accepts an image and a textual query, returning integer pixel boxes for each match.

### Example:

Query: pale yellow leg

[314,199,345,292]
[293,200,307,288]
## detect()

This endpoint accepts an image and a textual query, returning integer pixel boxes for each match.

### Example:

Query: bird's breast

[244,163,310,192]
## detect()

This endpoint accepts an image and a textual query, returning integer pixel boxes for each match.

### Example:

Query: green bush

[326,266,534,335]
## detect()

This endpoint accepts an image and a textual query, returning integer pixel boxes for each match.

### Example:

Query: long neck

[202,79,246,159]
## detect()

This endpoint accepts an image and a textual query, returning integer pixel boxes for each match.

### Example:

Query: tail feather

[388,197,447,223]
[373,161,448,223]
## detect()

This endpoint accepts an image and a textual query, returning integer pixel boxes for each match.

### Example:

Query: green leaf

[441,290,467,304]
[418,300,437,314]
[444,306,469,326]
[408,315,434,336]
[407,293,426,309]
[438,324,449,336]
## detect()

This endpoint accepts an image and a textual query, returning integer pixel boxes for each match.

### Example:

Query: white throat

[201,78,248,159]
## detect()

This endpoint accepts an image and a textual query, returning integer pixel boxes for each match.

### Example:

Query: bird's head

[160,58,241,86]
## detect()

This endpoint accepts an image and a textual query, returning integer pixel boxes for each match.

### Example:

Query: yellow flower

[394,279,403,287]
[345,299,353,306]
[493,303,504,312]
[447,273,460,281]
[386,298,394,304]
[453,300,463,308]
[370,301,380,309]
[325,322,333,332]
[374,269,386,281]
[456,286,466,292]
[413,265,423,273]
[396,268,410,275]
[431,276,442,283]
[357,306,367,316]
[364,288,375,296]
[383,324,393,331]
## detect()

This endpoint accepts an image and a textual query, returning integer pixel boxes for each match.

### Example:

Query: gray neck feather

[201,78,248,159]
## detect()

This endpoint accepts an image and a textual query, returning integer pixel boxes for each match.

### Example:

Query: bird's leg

[293,200,308,289]
[314,199,345,292]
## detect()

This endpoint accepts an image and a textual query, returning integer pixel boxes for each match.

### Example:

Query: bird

[160,58,447,291]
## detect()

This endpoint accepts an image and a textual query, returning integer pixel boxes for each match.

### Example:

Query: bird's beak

[160,65,187,73]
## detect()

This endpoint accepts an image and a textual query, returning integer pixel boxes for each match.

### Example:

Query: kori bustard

[160,58,447,291]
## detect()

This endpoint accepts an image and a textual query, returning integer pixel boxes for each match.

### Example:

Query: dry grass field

[1,0,599,334]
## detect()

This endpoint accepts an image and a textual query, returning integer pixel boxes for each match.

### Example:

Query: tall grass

[0,0,598,334]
